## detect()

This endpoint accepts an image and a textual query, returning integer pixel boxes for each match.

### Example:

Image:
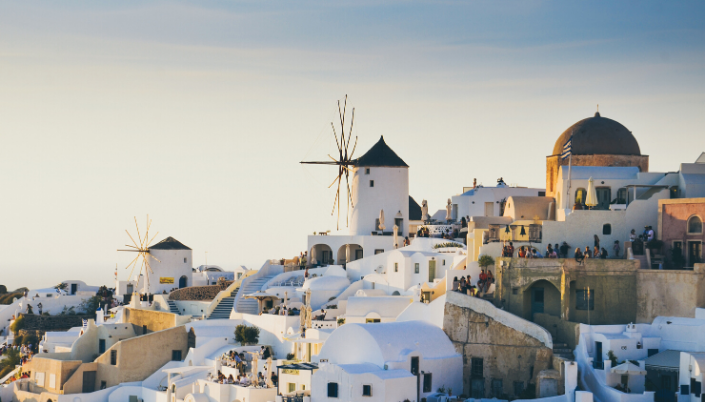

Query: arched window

[603,224,612,235]
[575,188,587,205]
[688,216,703,234]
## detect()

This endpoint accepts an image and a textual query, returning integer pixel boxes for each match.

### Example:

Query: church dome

[552,112,641,156]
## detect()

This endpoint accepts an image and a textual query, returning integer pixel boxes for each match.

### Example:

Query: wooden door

[428,260,436,283]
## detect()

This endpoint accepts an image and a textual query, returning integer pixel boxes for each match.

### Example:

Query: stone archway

[523,279,561,322]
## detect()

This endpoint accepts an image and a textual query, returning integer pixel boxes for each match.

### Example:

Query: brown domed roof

[552,112,641,156]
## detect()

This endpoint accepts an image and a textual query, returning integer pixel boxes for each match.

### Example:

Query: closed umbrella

[378,209,386,231]
[585,177,598,209]
[393,224,399,249]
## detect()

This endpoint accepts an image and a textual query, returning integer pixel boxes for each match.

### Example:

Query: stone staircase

[553,342,573,360]
[235,274,278,315]
[207,288,239,320]
[167,300,180,315]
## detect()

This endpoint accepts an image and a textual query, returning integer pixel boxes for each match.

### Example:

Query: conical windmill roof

[149,236,192,250]
[355,136,408,168]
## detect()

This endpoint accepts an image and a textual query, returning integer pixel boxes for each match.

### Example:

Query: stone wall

[443,292,557,399]
[494,258,640,325]
[636,264,705,323]
[18,314,89,332]
[533,313,580,350]
[168,283,229,301]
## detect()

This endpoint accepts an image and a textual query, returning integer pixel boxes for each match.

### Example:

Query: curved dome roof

[552,112,641,156]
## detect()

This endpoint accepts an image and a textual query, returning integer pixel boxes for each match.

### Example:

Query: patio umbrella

[610,362,646,375]
[585,177,598,209]
[378,209,386,231]
[393,224,399,249]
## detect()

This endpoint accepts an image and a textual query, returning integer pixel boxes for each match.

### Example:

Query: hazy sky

[1,1,704,290]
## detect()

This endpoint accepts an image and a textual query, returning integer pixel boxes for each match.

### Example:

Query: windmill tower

[349,136,409,237]
[301,96,410,237]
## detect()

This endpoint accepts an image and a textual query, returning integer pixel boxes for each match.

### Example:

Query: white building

[308,136,413,269]
[452,180,545,222]
[116,236,194,298]
[312,321,462,402]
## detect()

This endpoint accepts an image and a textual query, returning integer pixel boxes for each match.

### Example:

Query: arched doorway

[179,276,188,289]
[337,244,363,266]
[523,280,561,321]
[310,244,334,266]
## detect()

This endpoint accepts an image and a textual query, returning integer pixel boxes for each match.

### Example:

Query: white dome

[302,275,350,292]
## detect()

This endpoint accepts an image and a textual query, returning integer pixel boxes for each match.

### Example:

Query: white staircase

[235,275,278,315]
[207,289,238,320]
[167,300,181,315]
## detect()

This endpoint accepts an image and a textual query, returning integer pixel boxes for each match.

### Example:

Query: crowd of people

[213,347,277,388]
[499,233,632,262]
[451,270,494,297]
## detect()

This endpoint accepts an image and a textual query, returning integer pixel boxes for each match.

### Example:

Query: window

[100,381,107,390]
[375,249,384,255]
[603,224,611,235]
[394,218,403,234]
[423,373,432,393]
[512,288,519,295]
[394,263,398,272]
[443,259,446,266]
[365,168,370,175]
[143,325,148,334]
[692,378,701,397]
[410,356,419,375]
[514,381,524,396]
[362,385,372,396]
[370,180,374,187]
[576,289,595,310]
[99,339,106,354]
[110,350,117,365]
[288,383,296,393]
[172,350,182,361]
[471,358,483,378]
[682,385,690,395]
[184,258,187,263]
[688,216,703,234]
[491,379,503,397]
[327,382,339,398]
[617,188,627,204]
[415,263,419,274]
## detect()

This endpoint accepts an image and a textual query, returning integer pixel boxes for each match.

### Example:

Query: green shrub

[234,324,260,345]
[10,315,24,335]
[478,254,495,269]
[0,285,7,294]
[286,353,295,360]
[433,242,464,249]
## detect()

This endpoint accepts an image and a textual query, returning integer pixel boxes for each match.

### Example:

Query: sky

[1,1,704,290]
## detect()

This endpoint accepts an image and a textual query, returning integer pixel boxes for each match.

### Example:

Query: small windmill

[118,216,161,296]
[301,95,359,229]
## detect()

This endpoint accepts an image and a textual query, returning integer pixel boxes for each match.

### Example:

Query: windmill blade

[328,154,339,163]
[145,215,150,249]
[330,123,342,155]
[330,185,340,216]
[148,252,162,263]
[134,217,144,248]
[125,230,140,249]
[123,244,138,249]
[146,231,160,248]
[124,254,140,270]
[345,107,355,155]
[349,136,358,159]
[144,257,155,274]
[117,249,141,252]
[328,174,341,189]
[335,173,342,230]
[345,169,354,209]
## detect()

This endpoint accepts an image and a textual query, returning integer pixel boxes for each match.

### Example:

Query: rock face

[19,314,89,332]
[168,283,231,301]
[443,295,558,399]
